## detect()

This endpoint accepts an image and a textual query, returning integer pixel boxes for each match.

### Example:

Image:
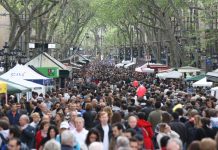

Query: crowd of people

[0,62,217,150]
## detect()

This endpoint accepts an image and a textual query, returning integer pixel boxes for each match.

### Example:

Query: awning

[0,79,31,93]
[192,77,213,87]
[185,74,205,81]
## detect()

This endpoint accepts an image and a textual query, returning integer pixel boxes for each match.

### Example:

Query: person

[7,138,21,150]
[109,123,124,150]
[115,136,130,149]
[83,103,96,130]
[30,112,41,128]
[148,101,162,130]
[200,138,216,150]
[127,116,143,136]
[166,138,183,150]
[85,129,101,147]
[129,137,139,150]
[187,141,200,150]
[40,125,59,148]
[193,115,206,141]
[95,111,112,150]
[72,117,88,146]
[35,121,50,150]
[89,142,104,150]
[19,115,35,149]
[61,130,74,150]
[6,103,21,125]
[43,139,61,150]
[69,111,77,131]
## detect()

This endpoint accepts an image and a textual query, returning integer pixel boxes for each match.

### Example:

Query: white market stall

[135,67,155,73]
[192,77,213,87]
[178,66,201,73]
[124,62,135,69]
[156,71,182,79]
[115,60,132,68]
[0,64,52,86]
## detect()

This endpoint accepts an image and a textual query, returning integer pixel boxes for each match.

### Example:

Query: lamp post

[0,42,27,73]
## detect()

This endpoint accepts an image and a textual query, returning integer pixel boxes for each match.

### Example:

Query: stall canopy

[124,62,135,68]
[156,71,182,79]
[0,78,45,95]
[185,74,205,81]
[178,66,201,73]
[192,77,213,87]
[0,64,51,85]
[135,63,169,73]
[206,71,218,82]
[0,79,31,93]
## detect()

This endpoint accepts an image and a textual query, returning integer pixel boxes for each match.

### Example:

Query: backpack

[0,133,7,150]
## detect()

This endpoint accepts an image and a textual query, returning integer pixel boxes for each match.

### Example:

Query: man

[109,123,124,150]
[72,117,88,146]
[129,137,139,150]
[19,115,35,149]
[95,111,112,150]
[6,103,21,125]
[69,111,78,131]
[166,138,183,150]
[61,130,74,150]
[148,101,162,130]
[7,138,21,150]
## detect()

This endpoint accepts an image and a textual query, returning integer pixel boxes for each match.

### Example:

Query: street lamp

[0,42,28,72]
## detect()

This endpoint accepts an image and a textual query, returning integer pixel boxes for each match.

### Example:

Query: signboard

[0,82,7,93]
[37,67,59,78]
[145,55,151,62]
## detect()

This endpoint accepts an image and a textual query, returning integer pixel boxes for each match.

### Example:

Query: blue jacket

[20,125,35,149]
[6,110,21,125]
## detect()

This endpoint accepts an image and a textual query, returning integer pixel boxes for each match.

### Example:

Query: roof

[185,74,205,81]
[178,66,201,73]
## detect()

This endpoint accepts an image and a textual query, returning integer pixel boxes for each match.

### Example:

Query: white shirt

[102,125,109,150]
[72,128,88,145]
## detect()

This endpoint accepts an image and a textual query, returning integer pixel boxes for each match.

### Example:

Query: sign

[145,55,151,62]
[0,82,7,94]
[37,67,59,78]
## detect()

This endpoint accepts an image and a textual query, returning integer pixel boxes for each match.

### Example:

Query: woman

[39,125,59,149]
[83,103,96,130]
[35,121,50,150]
[85,129,101,147]
[55,112,64,130]
[30,112,41,128]
[193,115,206,141]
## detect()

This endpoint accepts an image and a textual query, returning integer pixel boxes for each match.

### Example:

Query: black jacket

[95,124,112,142]
[169,120,187,144]
[83,110,97,130]
[20,125,35,149]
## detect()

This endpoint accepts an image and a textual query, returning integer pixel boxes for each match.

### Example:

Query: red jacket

[35,130,43,150]
[137,119,154,150]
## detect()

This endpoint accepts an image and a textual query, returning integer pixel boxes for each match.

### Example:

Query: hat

[60,121,69,129]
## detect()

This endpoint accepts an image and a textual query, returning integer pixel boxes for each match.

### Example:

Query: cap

[60,121,69,129]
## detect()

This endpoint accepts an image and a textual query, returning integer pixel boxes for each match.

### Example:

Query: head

[89,142,104,150]
[43,139,61,150]
[11,103,17,112]
[19,115,29,126]
[128,116,138,128]
[194,115,202,128]
[200,138,216,150]
[124,128,136,139]
[75,117,85,132]
[40,121,50,132]
[116,136,129,149]
[9,126,21,139]
[112,123,124,138]
[61,130,74,147]
[47,125,59,139]
[70,111,78,122]
[188,141,200,150]
[42,115,51,122]
[0,120,9,131]
[99,111,109,126]
[166,138,183,150]
[60,121,70,132]
[7,138,21,150]
[31,112,40,123]
[85,129,101,146]
[129,137,138,150]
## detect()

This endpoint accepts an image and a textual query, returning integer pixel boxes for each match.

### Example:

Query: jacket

[20,125,35,149]
[6,110,21,125]
[95,124,112,142]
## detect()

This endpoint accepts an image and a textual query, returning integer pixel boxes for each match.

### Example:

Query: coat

[95,124,112,142]
[20,125,35,149]
[6,110,21,125]
[137,119,154,150]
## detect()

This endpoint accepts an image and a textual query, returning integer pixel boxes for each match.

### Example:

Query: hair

[85,128,101,146]
[158,123,168,133]
[20,115,30,123]
[43,139,61,150]
[47,125,59,139]
[194,115,202,128]
[162,111,172,124]
[40,121,50,130]
[112,123,124,131]
[0,120,9,130]
[89,142,104,150]
[111,112,122,124]
[167,138,183,150]
[124,128,136,137]
[116,136,129,148]
[200,138,216,150]
[188,141,200,150]
[85,103,92,111]
[155,101,161,109]
[75,117,85,124]
[9,125,21,138]
[99,111,108,118]
[160,136,170,148]
[61,130,74,146]
[31,112,40,119]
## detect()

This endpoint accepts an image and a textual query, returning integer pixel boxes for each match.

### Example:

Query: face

[89,133,98,143]
[32,116,40,123]
[49,129,56,138]
[128,117,137,128]
[112,126,122,137]
[19,117,26,126]
[75,120,84,131]
[11,104,17,112]
[8,139,20,150]
[43,123,50,132]
[55,114,61,122]
[70,112,77,121]
[124,132,132,139]
[166,141,180,150]
[100,113,109,125]
[130,141,138,150]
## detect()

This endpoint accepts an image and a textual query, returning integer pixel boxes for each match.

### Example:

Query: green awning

[185,74,205,82]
